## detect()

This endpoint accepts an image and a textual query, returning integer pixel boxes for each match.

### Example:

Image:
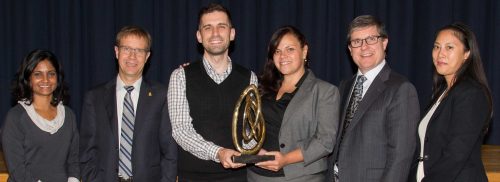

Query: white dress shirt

[355,60,386,98]
[116,75,142,151]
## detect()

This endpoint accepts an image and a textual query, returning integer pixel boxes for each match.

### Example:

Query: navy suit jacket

[409,78,489,182]
[80,78,177,182]
[327,65,420,182]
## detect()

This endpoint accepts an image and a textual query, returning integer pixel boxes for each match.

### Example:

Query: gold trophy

[231,84,275,163]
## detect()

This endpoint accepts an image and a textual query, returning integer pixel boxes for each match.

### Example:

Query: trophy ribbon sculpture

[232,84,275,163]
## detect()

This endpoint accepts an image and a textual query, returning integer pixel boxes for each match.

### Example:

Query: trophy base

[232,154,275,164]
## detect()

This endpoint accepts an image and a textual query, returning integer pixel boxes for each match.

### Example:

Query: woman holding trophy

[247,26,340,181]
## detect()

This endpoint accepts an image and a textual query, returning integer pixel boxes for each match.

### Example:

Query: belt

[118,176,133,182]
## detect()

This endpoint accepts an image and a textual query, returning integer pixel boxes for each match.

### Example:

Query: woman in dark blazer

[2,49,80,182]
[410,23,492,182]
[247,26,340,182]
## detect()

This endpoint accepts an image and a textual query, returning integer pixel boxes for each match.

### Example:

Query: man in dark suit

[328,15,419,182]
[80,26,177,182]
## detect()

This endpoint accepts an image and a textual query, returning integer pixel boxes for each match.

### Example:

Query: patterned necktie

[119,86,135,179]
[342,75,366,131]
[334,75,367,181]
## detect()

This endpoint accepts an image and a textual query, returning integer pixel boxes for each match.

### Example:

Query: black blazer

[409,78,489,182]
[79,78,177,182]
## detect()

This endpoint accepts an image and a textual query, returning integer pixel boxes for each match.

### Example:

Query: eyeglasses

[349,35,384,48]
[118,46,149,56]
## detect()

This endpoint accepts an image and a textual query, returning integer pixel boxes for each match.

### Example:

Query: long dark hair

[431,23,493,131]
[259,25,309,98]
[12,49,68,106]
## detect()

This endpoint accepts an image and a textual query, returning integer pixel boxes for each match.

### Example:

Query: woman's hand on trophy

[255,151,287,171]
[256,149,304,171]
[217,147,247,169]
[257,148,268,155]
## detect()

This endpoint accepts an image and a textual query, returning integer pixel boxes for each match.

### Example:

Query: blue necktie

[119,86,135,179]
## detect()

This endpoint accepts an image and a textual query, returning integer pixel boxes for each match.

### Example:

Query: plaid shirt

[167,57,258,162]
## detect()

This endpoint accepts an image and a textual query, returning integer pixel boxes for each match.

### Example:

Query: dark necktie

[119,86,135,179]
[342,75,366,132]
[334,75,367,181]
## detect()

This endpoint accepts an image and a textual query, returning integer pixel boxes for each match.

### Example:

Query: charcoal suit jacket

[80,78,177,182]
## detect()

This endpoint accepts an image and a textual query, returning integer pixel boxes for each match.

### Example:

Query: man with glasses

[80,26,177,182]
[327,15,419,182]
[167,3,257,182]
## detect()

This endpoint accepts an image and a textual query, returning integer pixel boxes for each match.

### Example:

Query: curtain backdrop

[1,0,499,144]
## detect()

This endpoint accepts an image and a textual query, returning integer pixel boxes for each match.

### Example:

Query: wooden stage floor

[0,145,498,181]
[482,145,500,181]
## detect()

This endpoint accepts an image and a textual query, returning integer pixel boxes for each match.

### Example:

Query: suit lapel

[281,71,315,127]
[104,79,119,143]
[344,65,390,134]
[133,79,152,138]
[337,76,355,139]
[425,89,451,128]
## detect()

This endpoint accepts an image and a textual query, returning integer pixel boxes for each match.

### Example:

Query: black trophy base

[232,154,275,164]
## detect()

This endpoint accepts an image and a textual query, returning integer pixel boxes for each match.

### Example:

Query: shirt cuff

[68,177,80,182]
[213,146,223,163]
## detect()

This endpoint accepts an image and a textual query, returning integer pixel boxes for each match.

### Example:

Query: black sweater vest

[179,61,250,177]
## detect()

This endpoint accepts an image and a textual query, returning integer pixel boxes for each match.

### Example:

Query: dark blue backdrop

[1,0,499,144]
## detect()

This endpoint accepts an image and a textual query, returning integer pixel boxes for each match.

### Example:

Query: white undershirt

[417,91,446,181]
[19,101,65,134]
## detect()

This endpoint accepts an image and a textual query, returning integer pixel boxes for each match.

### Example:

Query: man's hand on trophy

[217,147,246,168]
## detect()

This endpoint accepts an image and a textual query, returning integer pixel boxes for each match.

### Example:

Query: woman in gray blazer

[247,26,340,182]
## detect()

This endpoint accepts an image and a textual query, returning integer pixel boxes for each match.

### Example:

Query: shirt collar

[286,69,309,97]
[116,75,142,91]
[295,69,309,88]
[357,59,386,82]
[202,56,233,75]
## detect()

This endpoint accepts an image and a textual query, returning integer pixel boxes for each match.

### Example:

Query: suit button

[280,143,285,148]
[424,155,429,160]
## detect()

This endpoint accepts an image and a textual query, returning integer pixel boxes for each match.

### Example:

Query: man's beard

[204,44,229,55]
[204,36,230,55]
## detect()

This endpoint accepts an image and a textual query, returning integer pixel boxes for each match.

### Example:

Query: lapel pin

[148,91,152,96]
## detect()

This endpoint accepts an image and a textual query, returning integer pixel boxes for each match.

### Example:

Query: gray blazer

[328,65,419,182]
[279,70,340,181]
